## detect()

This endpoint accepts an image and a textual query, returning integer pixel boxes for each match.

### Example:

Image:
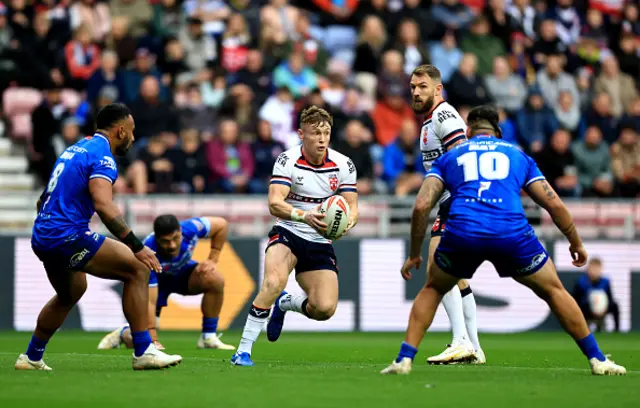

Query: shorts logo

[329,175,338,191]
[431,218,441,233]
[69,248,90,268]
[435,252,452,269]
[516,253,548,275]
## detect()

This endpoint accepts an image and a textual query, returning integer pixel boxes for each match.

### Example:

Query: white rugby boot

[197,333,236,350]
[590,356,626,376]
[471,348,486,365]
[98,325,127,350]
[427,340,475,365]
[15,354,52,371]
[132,343,182,370]
[380,357,412,375]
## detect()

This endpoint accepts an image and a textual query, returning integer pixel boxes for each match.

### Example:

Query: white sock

[237,306,268,355]
[462,291,481,351]
[442,285,469,345]
[203,332,217,340]
[279,294,308,315]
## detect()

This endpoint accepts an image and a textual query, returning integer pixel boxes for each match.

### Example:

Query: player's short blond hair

[300,106,333,128]
[411,64,442,84]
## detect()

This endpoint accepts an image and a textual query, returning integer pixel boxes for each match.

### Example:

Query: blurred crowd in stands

[0,0,638,197]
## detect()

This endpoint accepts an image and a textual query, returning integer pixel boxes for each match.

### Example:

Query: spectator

[572,126,613,197]
[535,129,579,196]
[53,118,82,157]
[484,0,518,49]
[321,73,347,108]
[70,0,111,43]
[388,0,438,41]
[594,56,638,119]
[307,0,359,57]
[498,107,518,145]
[260,0,299,42]
[232,49,272,107]
[200,69,227,109]
[219,84,259,142]
[446,53,493,108]
[382,119,424,197]
[616,33,640,82]
[87,50,125,105]
[334,120,375,195]
[30,84,64,186]
[179,17,217,77]
[167,128,209,194]
[536,53,579,111]
[110,0,153,38]
[24,11,65,90]
[377,49,409,99]
[581,8,608,49]
[371,79,414,146]
[507,0,537,40]
[394,18,429,77]
[611,122,640,198]
[259,86,297,148]
[572,258,620,332]
[352,15,387,76]
[122,48,167,105]
[622,97,640,135]
[619,2,640,37]
[531,19,567,68]
[152,0,184,40]
[206,119,254,193]
[586,92,618,144]
[460,15,506,76]
[249,120,286,194]
[106,16,137,68]
[431,0,474,33]
[549,0,581,46]
[576,66,594,111]
[64,24,101,90]
[273,51,318,98]
[177,84,217,134]
[220,13,251,74]
[554,89,584,138]
[333,86,376,138]
[428,30,463,84]
[130,76,178,141]
[286,11,329,76]
[157,39,189,89]
[129,135,174,194]
[485,56,528,115]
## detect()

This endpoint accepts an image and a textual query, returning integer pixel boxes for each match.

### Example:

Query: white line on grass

[0,352,636,375]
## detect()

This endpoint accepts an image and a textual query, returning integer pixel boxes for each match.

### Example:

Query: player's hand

[304,210,328,234]
[569,244,587,267]
[401,256,423,281]
[136,246,162,273]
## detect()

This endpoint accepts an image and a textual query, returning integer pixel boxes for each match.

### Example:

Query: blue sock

[131,331,153,357]
[119,325,129,340]
[202,317,219,334]
[395,342,418,363]
[25,335,48,361]
[577,333,606,362]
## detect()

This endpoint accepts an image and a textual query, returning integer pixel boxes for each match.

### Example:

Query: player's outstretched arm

[205,217,229,263]
[89,178,161,271]
[526,180,587,266]
[268,183,327,232]
[410,177,445,259]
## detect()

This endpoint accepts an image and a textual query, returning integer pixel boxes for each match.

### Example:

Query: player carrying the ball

[231,106,359,366]
[97,214,235,352]
[381,105,626,376]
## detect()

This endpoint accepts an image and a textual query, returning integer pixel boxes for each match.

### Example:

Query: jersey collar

[425,100,446,121]
[94,132,110,144]
[474,134,495,139]
[299,146,329,168]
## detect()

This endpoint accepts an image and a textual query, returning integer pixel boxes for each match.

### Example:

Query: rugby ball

[320,195,351,240]
[588,289,609,317]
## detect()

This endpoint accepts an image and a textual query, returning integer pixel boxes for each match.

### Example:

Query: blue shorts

[434,229,549,279]
[150,262,198,308]
[431,197,451,238]
[266,226,338,274]
[32,231,106,272]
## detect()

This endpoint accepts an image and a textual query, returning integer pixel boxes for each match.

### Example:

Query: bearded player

[231,106,359,366]
[408,65,484,364]
[97,214,235,351]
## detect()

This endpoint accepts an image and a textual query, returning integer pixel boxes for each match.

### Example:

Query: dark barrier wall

[4,236,640,331]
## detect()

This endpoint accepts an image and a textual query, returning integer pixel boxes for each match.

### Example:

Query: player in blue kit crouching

[381,105,626,376]
[16,104,182,371]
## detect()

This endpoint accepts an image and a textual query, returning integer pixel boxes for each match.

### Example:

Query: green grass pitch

[1,331,639,408]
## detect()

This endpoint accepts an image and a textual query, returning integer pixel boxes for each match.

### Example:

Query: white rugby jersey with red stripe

[419,100,467,203]
[270,146,357,243]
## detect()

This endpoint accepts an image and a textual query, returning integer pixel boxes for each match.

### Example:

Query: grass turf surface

[1,331,639,408]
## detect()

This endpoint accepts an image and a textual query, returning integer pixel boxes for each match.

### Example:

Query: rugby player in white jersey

[409,64,485,364]
[231,106,359,366]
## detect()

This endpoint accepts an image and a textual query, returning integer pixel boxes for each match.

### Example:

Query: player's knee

[261,270,287,296]
[309,300,337,321]
[202,270,225,293]
[58,280,87,307]
[126,263,150,283]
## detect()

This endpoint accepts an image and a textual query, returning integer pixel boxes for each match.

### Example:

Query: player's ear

[297,128,304,141]
[435,83,443,97]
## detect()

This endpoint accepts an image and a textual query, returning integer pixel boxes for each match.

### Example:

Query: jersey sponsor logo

[192,219,205,231]
[347,159,355,174]
[69,248,91,268]
[100,156,117,171]
[60,151,75,160]
[276,153,289,167]
[422,149,443,162]
[437,110,456,124]
[329,174,339,191]
[422,126,428,144]
[516,253,548,275]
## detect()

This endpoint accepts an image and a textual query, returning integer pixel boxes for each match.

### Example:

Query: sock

[131,331,153,357]
[237,305,269,355]
[25,335,48,361]
[461,287,481,351]
[202,317,219,337]
[119,325,130,342]
[577,333,606,362]
[279,294,308,315]
[442,285,469,344]
[395,342,418,363]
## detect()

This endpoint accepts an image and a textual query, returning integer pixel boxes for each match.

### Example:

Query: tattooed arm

[410,176,445,259]
[526,180,581,246]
